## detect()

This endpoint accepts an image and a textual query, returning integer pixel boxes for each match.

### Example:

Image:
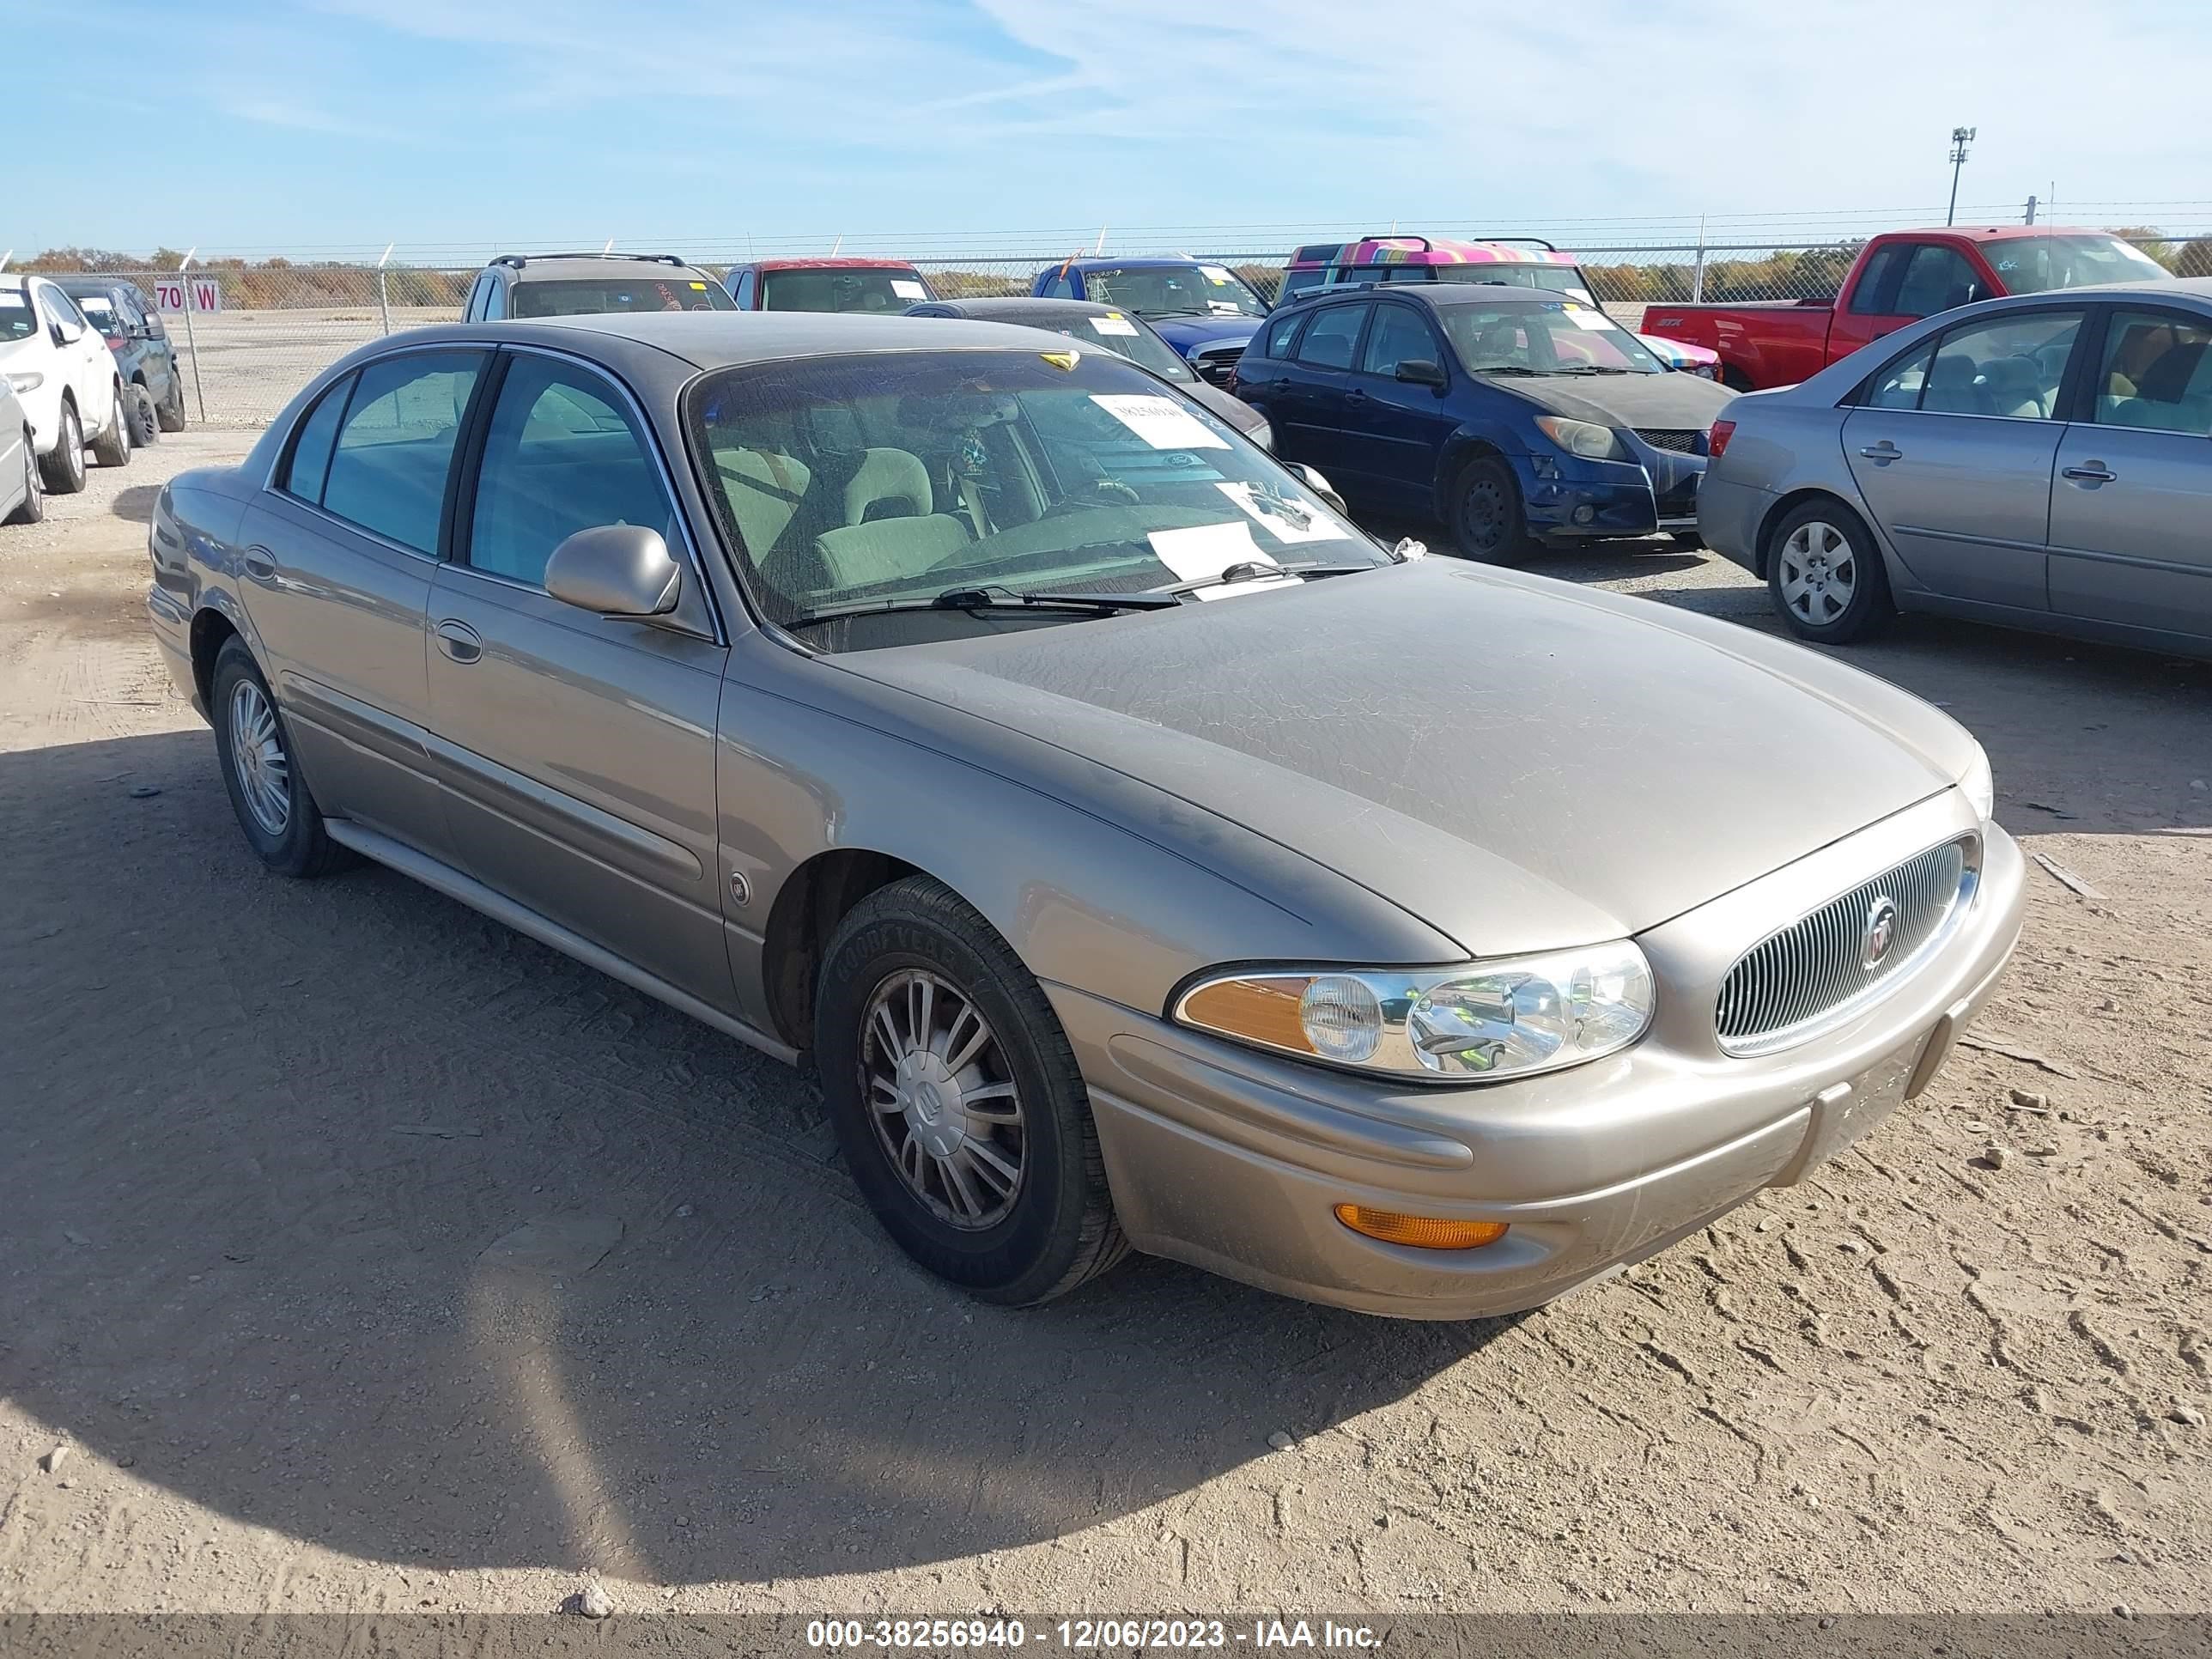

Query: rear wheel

[39,400,86,495]
[1766,500,1894,644]
[1451,454,1537,564]
[90,385,131,468]
[127,385,160,447]
[6,428,43,524]
[210,638,352,878]
[815,876,1127,1306]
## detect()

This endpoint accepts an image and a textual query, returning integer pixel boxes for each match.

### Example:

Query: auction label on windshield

[1091,394,1229,451]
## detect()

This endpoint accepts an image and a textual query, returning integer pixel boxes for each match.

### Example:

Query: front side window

[1079,264,1268,319]
[1919,312,2081,418]
[319,350,485,554]
[482,276,508,320]
[686,349,1382,639]
[759,267,932,313]
[1293,305,1368,369]
[468,356,678,586]
[1849,244,1909,314]
[1439,302,1664,375]
[1360,305,1441,378]
[2094,310,2212,434]
[1893,246,1986,319]
[511,276,736,318]
[465,275,493,321]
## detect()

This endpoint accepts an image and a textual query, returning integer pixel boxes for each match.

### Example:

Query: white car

[2,379,40,524]
[0,273,132,496]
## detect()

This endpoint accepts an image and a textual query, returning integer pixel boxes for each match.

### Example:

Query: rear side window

[282,375,354,502]
[1294,305,1367,370]
[320,350,486,554]
[1261,311,1303,358]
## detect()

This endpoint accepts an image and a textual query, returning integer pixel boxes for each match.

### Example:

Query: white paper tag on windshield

[891,279,928,300]
[1200,264,1236,283]
[1091,393,1228,451]
[1562,306,1613,330]
[1214,481,1336,544]
[1090,315,1140,337]
[1148,520,1273,580]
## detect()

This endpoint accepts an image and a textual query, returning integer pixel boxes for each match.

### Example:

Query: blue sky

[12,0,2212,258]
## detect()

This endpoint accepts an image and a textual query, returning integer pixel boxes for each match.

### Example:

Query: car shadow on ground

[110,484,162,525]
[1,729,1524,1588]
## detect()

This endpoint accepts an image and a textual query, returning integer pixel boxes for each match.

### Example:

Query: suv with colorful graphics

[1030,257,1270,386]
[1280,236,1723,378]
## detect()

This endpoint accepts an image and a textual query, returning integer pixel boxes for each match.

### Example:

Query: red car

[1641,226,2171,391]
[722,257,937,313]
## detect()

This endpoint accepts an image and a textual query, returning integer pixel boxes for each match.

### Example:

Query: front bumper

[1051,793,2025,1319]
[1524,448,1704,543]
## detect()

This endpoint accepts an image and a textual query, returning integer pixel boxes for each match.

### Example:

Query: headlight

[1534,415,1628,461]
[1960,744,1994,820]
[1246,416,1273,452]
[1174,942,1655,1082]
[5,371,44,392]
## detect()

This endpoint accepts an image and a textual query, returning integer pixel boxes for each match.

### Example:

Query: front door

[425,349,734,1009]
[1842,307,2084,611]
[236,349,488,858]
[2047,306,2212,641]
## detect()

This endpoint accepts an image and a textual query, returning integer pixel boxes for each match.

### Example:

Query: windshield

[1440,301,1664,374]
[511,276,736,318]
[75,295,120,331]
[1990,235,2172,294]
[688,349,1379,643]
[0,290,35,343]
[761,268,933,313]
[1009,309,1194,381]
[1082,264,1268,319]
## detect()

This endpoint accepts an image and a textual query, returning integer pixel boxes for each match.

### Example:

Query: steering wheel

[1043,478,1141,517]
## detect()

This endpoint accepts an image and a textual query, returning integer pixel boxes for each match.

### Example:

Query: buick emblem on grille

[1862,895,1900,969]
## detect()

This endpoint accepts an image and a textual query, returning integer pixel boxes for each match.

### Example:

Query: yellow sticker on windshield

[688,281,708,289]
[1041,349,1080,371]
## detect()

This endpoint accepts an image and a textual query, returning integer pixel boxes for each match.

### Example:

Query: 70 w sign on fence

[151,277,224,313]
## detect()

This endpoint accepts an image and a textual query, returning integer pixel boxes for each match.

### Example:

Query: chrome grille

[1715,837,1975,1054]
[1192,345,1245,386]
[1635,428,1705,454]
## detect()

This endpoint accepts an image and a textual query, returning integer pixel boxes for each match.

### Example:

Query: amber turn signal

[1333,1205,1510,1251]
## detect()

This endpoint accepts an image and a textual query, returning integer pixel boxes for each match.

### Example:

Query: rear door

[1274,301,1370,484]
[2047,305,2212,641]
[1840,307,2086,611]
[425,347,734,1007]
[1344,299,1456,507]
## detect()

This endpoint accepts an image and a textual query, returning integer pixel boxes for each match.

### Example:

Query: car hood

[1487,369,1735,429]
[1147,316,1263,352]
[1182,378,1265,434]
[837,559,1970,957]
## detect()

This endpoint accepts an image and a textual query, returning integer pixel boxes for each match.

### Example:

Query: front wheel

[39,401,86,495]
[127,385,160,447]
[1451,454,1537,564]
[156,374,187,433]
[91,385,131,468]
[210,638,352,878]
[815,876,1127,1306]
[1766,501,1894,644]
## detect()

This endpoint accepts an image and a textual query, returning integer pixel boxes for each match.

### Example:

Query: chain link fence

[37,234,2208,428]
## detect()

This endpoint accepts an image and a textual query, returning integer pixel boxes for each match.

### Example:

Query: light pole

[1947,126,1977,226]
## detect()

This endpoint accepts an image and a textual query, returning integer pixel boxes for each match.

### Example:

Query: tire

[39,399,87,495]
[156,374,186,433]
[210,637,352,878]
[815,876,1128,1306]
[1450,454,1538,564]
[91,384,131,468]
[1765,499,1895,644]
[127,385,160,447]
[6,428,43,525]
[1668,531,1705,550]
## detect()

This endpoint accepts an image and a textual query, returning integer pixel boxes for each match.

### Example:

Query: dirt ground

[1,431,2207,1624]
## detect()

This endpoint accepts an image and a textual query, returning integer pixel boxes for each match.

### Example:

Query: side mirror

[1286,462,1347,516]
[1395,358,1448,389]
[544,524,682,617]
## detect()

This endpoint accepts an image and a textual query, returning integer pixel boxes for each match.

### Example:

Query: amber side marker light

[1334,1205,1510,1250]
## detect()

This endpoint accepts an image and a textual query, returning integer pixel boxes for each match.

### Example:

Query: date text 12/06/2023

[805,1617,1382,1650]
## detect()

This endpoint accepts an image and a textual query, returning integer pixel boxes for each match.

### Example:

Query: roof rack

[1479,235,1559,252]
[488,252,690,270]
[1356,233,1435,251]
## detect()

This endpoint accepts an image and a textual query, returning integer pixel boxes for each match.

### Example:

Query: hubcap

[1778,520,1857,623]
[228,679,291,836]
[860,969,1025,1230]
[1462,477,1507,550]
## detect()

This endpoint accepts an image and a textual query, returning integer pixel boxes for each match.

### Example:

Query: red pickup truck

[1640,226,2171,391]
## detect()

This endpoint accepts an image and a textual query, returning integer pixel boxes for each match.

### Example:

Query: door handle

[2061,464,2117,483]
[434,619,483,664]
[240,547,277,582]
[1344,387,1370,404]
[1857,441,1903,463]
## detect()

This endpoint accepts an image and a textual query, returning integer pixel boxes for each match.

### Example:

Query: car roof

[1286,236,1576,270]
[1906,224,2138,242]
[741,257,925,272]
[368,311,1099,370]
[497,256,714,281]
[1067,256,1214,270]
[917,297,1121,319]
[1278,283,1588,314]
[49,274,137,294]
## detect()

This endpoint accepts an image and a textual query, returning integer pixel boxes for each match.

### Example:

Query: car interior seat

[1923,352,1997,416]
[1977,355,2051,418]
[813,447,975,589]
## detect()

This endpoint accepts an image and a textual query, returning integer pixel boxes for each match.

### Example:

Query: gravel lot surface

[3,432,2207,1624]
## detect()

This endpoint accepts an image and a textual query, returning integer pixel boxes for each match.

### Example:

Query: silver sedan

[1698,277,2212,657]
[149,311,2021,1318]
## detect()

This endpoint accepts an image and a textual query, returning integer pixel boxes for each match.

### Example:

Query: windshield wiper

[1470,364,1544,376]
[1543,364,1639,375]
[782,583,1181,629]
[1151,559,1380,597]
